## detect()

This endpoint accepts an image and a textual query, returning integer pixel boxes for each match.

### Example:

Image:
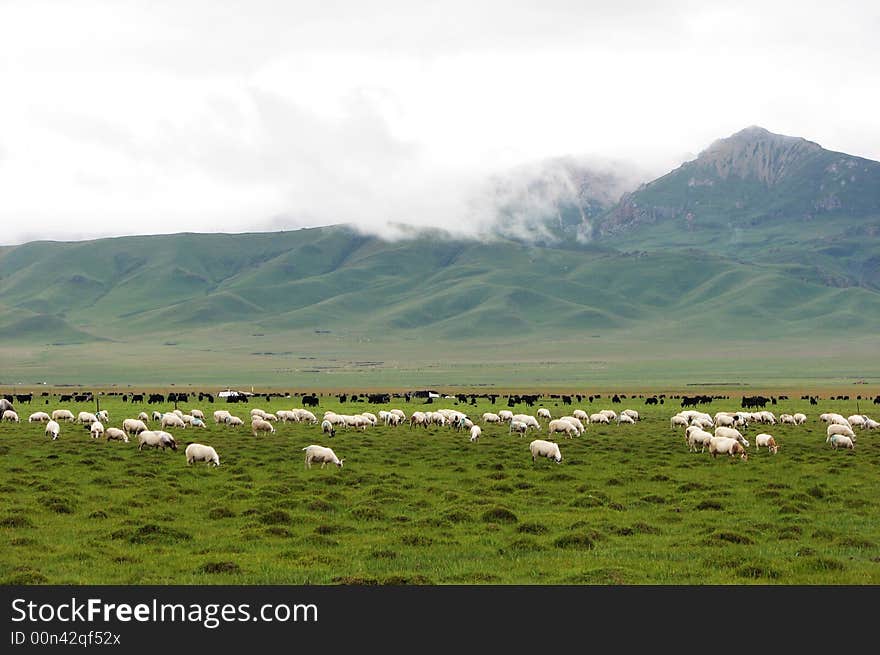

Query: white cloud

[1,0,878,244]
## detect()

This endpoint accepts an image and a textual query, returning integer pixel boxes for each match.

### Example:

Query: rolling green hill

[2,127,879,386]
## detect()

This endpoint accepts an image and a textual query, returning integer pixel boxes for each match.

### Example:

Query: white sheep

[137,412,150,422]
[250,408,267,419]
[277,410,297,422]
[826,434,854,450]
[670,414,689,429]
[186,443,220,466]
[389,409,406,422]
[213,410,232,424]
[189,409,205,420]
[96,410,110,422]
[51,409,75,422]
[572,409,589,421]
[686,428,714,453]
[409,411,428,428]
[482,412,502,424]
[617,414,636,425]
[321,419,336,438]
[793,413,807,425]
[45,420,60,440]
[76,412,98,425]
[779,414,796,425]
[161,413,186,430]
[469,425,481,442]
[89,420,105,439]
[512,414,540,430]
[864,418,879,430]
[509,420,529,435]
[826,424,855,440]
[714,426,749,447]
[754,433,778,454]
[621,409,640,421]
[151,411,163,422]
[123,418,148,436]
[303,444,344,469]
[137,430,178,451]
[589,413,610,424]
[847,415,866,429]
[529,439,562,463]
[498,410,514,422]
[172,409,184,418]
[105,427,129,443]
[708,436,748,460]
[714,414,736,428]
[28,412,50,423]
[295,409,318,424]
[2,409,20,423]
[599,409,617,421]
[547,419,578,439]
[225,416,244,428]
[557,416,585,435]
[537,408,552,421]
[252,417,275,436]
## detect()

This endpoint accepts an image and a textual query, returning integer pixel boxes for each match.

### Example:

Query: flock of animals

[1,394,872,471]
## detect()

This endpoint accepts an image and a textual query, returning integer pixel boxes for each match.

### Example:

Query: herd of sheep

[1,398,872,470]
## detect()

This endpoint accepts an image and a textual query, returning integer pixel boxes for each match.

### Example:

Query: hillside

[2,126,880,385]
[595,126,880,289]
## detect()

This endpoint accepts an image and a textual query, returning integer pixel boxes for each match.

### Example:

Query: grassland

[1,393,878,585]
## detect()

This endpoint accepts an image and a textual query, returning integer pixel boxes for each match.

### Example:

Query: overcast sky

[1,0,878,245]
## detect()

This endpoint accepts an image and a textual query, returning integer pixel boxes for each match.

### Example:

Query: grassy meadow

[1,392,878,585]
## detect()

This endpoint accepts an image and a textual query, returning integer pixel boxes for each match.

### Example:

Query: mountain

[1,127,879,385]
[595,126,880,289]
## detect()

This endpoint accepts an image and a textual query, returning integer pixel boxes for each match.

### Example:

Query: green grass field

[1,393,878,584]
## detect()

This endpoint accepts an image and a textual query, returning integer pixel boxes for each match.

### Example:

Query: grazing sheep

[779,414,796,425]
[714,414,736,428]
[512,414,540,430]
[191,417,206,428]
[360,412,378,426]
[409,411,428,428]
[137,430,178,451]
[28,412,51,423]
[754,433,778,454]
[714,426,749,448]
[793,413,807,425]
[621,409,640,422]
[599,409,617,421]
[537,408,552,421]
[386,413,403,427]
[189,409,205,420]
[213,410,232,424]
[670,415,689,429]
[45,420,60,440]
[77,411,97,425]
[250,408,267,419]
[558,416,585,435]
[498,410,514,422]
[321,419,336,438]
[529,439,562,464]
[509,420,529,436]
[185,443,220,466]
[617,414,636,425]
[864,418,879,430]
[161,413,186,430]
[137,412,150,422]
[1,410,20,424]
[547,419,578,439]
[482,412,502,424]
[826,434,854,450]
[123,418,148,436]
[96,410,110,422]
[225,415,244,428]
[172,409,184,418]
[686,428,714,453]
[708,436,748,460]
[572,409,589,421]
[277,410,297,422]
[847,415,867,429]
[589,413,610,425]
[151,411,163,422]
[303,444,344,469]
[105,427,129,443]
[826,424,856,440]
[295,409,318,424]
[252,417,275,436]
[89,421,105,439]
[52,409,76,422]
[469,425,481,442]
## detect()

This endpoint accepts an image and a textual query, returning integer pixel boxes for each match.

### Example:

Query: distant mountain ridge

[1,127,878,350]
